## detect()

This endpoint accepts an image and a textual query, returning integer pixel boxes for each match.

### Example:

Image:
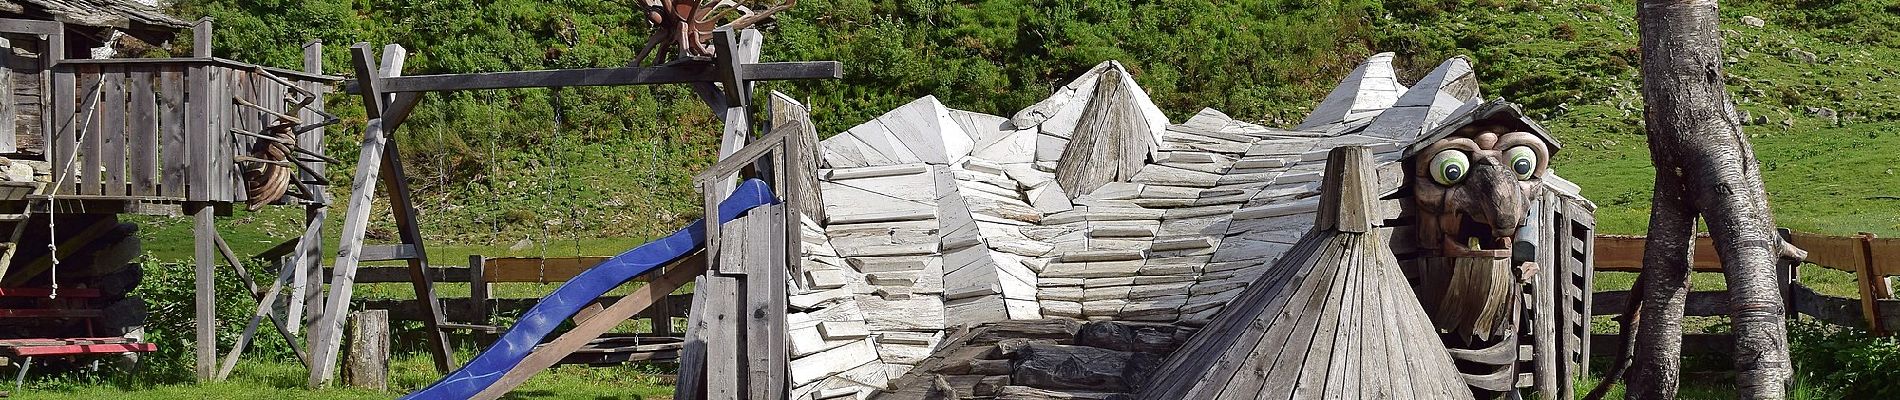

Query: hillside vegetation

[149,0,1900,252]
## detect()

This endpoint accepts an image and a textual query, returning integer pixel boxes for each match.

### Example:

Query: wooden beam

[0,17,62,35]
[743,206,789,400]
[366,43,457,373]
[306,117,388,387]
[468,255,705,400]
[357,61,841,94]
[1859,233,1887,336]
[193,204,216,382]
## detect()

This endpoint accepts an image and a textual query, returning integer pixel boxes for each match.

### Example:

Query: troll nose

[1470,164,1527,236]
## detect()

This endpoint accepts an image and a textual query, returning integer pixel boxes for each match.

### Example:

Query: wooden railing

[44,58,333,202]
[1591,230,1900,340]
[26,18,339,204]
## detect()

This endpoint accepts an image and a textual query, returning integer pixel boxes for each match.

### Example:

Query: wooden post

[1860,233,1888,336]
[469,254,490,327]
[193,203,217,382]
[372,44,457,371]
[344,310,390,391]
[291,40,329,333]
[743,205,788,400]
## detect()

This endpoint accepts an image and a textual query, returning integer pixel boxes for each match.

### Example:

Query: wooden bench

[0,287,158,391]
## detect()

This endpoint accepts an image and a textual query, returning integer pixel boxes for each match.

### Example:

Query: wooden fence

[338,255,689,331]
[1590,230,1900,350]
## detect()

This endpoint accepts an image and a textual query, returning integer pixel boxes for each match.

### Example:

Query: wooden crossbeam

[344,61,839,94]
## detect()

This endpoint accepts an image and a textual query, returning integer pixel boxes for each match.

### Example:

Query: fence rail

[1590,230,1899,337]
[341,255,686,338]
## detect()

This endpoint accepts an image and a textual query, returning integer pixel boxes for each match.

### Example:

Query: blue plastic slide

[402,179,778,400]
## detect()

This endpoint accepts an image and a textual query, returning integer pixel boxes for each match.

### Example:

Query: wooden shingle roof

[1137,146,1473,400]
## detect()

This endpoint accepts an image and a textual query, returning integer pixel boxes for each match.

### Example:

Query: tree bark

[1633,1,1792,399]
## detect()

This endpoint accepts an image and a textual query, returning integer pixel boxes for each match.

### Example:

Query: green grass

[7,351,675,400]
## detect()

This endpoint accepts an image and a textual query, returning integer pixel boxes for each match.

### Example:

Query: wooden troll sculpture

[631,0,799,66]
[1401,102,1560,398]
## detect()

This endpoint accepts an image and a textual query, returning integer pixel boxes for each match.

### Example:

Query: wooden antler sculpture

[631,0,799,67]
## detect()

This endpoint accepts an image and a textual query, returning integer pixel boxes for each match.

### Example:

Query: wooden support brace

[469,255,705,400]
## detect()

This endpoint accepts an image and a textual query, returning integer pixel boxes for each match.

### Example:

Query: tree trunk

[1633,1,1792,399]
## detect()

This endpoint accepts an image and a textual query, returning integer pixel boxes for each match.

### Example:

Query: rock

[975,376,1012,397]
[1785,48,1818,64]
[1741,15,1765,28]
[1010,344,1135,392]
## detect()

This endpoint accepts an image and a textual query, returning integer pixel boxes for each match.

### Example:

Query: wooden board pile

[780,54,1553,398]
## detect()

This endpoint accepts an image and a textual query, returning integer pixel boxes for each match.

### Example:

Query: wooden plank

[301,40,327,180]
[1786,231,1868,274]
[217,66,236,201]
[41,24,63,157]
[100,67,126,196]
[76,68,101,195]
[48,67,73,193]
[1592,235,1724,273]
[343,310,389,390]
[159,67,186,198]
[293,206,325,332]
[193,204,217,382]
[129,67,159,196]
[0,42,15,154]
[743,206,788,400]
[700,275,742,399]
[469,255,490,326]
[1857,233,1887,335]
[306,114,388,387]
[186,61,210,200]
[1872,237,1900,277]
[361,294,693,323]
[469,255,705,400]
[0,18,62,35]
[1789,284,1866,328]
[1592,290,1732,317]
[674,275,712,400]
[363,61,841,94]
[481,256,611,283]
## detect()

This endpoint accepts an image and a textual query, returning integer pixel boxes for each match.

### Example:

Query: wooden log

[469,255,490,327]
[344,310,390,391]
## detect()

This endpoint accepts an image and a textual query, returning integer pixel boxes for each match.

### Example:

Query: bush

[133,258,299,383]
[1788,319,1900,398]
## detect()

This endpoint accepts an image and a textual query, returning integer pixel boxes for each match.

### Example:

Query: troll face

[1410,122,1552,258]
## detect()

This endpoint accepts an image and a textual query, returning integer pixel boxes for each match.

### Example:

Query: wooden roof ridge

[1136,146,1473,400]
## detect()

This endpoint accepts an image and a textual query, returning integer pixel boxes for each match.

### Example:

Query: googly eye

[1506,145,1539,180]
[1430,150,1470,185]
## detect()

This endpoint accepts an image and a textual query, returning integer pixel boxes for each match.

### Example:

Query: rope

[40,81,110,299]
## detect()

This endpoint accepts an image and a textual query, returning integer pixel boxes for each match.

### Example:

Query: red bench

[0,287,157,391]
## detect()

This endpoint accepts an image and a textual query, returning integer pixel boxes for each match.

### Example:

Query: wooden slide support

[466,253,707,400]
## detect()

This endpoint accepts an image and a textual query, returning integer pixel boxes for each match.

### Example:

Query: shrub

[1788,319,1900,399]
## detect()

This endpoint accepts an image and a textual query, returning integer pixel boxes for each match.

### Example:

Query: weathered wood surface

[1053,67,1151,198]
[192,204,217,381]
[359,61,841,94]
[343,310,390,391]
[1139,146,1471,399]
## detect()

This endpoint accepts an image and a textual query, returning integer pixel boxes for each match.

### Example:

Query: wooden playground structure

[0,3,1889,400]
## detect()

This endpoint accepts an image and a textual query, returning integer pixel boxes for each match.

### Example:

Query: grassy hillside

[142,0,1897,256]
